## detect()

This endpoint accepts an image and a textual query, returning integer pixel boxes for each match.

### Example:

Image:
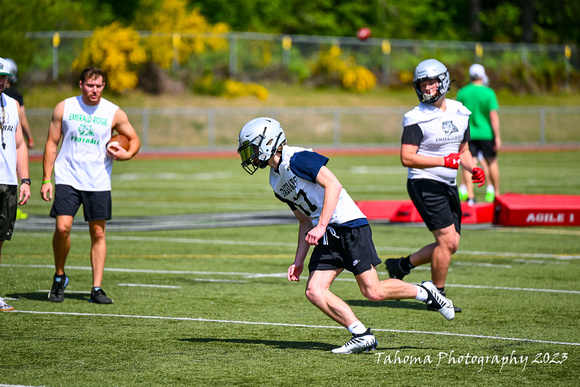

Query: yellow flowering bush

[342,65,377,92]
[73,22,147,93]
[224,80,269,101]
[135,0,230,69]
[311,46,376,92]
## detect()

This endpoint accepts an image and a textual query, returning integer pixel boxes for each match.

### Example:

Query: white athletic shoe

[0,297,14,312]
[420,281,455,321]
[331,328,378,354]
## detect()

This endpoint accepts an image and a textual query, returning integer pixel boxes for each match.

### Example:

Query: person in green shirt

[456,64,501,204]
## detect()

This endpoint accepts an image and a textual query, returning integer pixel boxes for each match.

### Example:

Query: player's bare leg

[49,215,73,302]
[487,157,500,196]
[305,269,359,328]
[88,220,107,288]
[355,267,419,301]
[53,215,74,274]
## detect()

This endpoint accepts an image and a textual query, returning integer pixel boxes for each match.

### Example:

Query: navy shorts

[0,185,18,241]
[308,224,382,276]
[407,179,461,233]
[50,184,112,221]
[469,140,497,161]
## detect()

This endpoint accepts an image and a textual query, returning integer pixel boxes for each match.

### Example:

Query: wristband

[42,180,52,184]
[21,178,31,185]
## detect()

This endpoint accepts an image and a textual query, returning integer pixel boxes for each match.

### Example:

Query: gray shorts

[0,184,18,241]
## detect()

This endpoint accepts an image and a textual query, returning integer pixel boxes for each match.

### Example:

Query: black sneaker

[48,274,69,302]
[331,328,378,354]
[385,257,410,280]
[89,288,113,304]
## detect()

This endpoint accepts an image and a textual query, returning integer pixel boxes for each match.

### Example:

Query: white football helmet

[237,117,286,175]
[4,58,17,83]
[413,59,450,104]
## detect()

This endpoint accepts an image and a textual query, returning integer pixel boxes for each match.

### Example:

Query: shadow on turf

[7,292,89,303]
[345,299,425,311]
[180,337,337,351]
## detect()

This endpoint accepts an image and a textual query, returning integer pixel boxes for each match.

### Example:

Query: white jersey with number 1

[269,145,367,227]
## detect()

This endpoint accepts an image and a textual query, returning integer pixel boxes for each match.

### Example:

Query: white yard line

[18,233,580,260]
[9,310,580,347]
[5,264,579,294]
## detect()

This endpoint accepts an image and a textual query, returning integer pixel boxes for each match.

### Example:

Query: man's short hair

[80,67,106,84]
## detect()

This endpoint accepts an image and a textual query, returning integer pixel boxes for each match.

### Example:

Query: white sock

[459,185,467,194]
[415,285,428,301]
[347,321,367,335]
[486,185,495,194]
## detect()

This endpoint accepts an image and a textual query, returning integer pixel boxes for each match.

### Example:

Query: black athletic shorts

[308,224,382,276]
[0,185,18,241]
[407,179,462,233]
[468,140,497,161]
[50,184,112,221]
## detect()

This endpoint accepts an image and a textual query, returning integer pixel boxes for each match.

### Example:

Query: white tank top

[55,96,119,191]
[0,93,21,185]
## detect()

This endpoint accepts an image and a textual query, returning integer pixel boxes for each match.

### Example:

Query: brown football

[107,134,130,151]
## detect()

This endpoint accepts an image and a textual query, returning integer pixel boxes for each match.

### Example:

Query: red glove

[443,153,461,169]
[472,167,485,187]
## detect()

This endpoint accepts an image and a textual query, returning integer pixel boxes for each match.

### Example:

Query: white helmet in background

[413,59,450,104]
[237,117,286,175]
[4,58,18,83]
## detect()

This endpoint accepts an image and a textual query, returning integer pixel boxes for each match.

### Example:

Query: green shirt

[456,83,499,140]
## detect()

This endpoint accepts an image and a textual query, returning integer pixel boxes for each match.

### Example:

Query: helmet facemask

[238,117,286,175]
[413,59,450,104]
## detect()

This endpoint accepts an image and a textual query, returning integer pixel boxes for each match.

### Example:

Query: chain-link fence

[25,31,579,88]
[26,105,580,154]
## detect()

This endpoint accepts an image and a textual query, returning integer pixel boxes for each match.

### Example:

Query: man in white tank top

[0,57,31,311]
[40,67,140,304]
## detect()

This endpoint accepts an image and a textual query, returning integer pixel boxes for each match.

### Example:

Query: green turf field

[1,150,579,386]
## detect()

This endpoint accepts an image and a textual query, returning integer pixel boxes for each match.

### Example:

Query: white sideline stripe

[118,283,182,288]
[453,262,512,268]
[445,284,580,294]
[10,310,580,347]
[19,233,580,260]
[6,264,580,294]
[39,290,90,294]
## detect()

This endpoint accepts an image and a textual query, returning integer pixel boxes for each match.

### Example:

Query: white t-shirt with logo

[402,99,471,185]
[0,93,20,185]
[55,96,119,191]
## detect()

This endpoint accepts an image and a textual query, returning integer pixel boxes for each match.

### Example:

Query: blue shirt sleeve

[289,151,329,183]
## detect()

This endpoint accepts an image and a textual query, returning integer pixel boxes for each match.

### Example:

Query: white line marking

[118,283,182,289]
[453,262,513,268]
[9,310,580,346]
[445,284,580,294]
[38,290,90,294]
[18,233,580,259]
[7,264,580,294]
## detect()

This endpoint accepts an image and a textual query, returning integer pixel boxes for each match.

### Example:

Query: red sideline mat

[356,200,494,224]
[492,193,580,226]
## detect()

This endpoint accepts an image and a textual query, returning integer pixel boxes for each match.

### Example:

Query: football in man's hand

[107,134,130,151]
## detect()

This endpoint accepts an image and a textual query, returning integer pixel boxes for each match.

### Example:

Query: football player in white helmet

[385,59,485,313]
[238,117,456,355]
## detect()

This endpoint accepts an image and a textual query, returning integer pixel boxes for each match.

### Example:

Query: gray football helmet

[237,117,286,175]
[413,59,450,104]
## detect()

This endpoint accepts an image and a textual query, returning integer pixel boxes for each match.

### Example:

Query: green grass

[2,151,580,386]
